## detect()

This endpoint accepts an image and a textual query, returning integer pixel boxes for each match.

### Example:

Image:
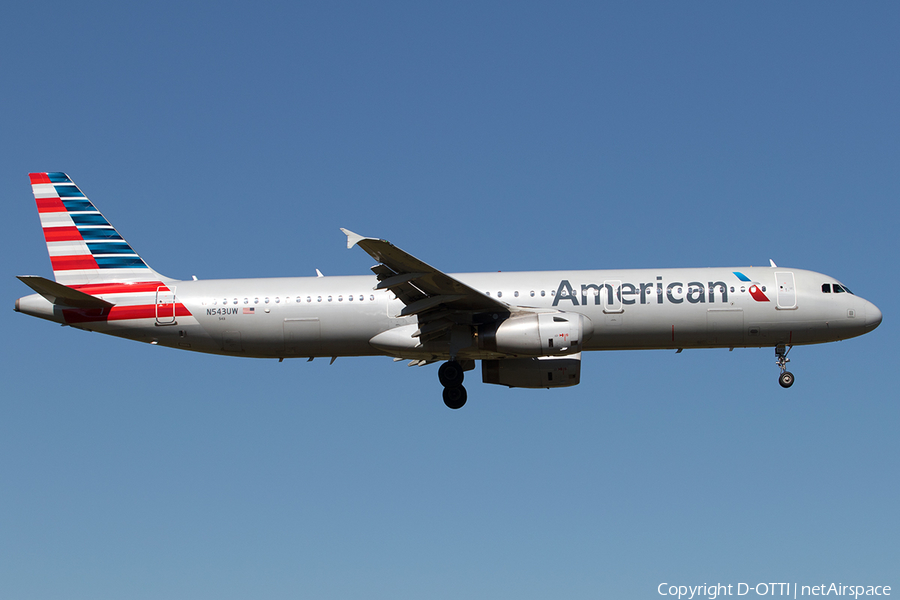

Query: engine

[478,312,593,357]
[482,353,582,388]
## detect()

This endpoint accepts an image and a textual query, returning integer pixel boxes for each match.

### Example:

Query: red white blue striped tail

[30,172,170,286]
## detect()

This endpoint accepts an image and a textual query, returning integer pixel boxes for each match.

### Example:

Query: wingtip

[341,228,366,249]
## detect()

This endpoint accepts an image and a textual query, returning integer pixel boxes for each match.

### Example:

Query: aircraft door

[155,286,176,325]
[386,291,405,318]
[603,280,623,314]
[775,272,797,309]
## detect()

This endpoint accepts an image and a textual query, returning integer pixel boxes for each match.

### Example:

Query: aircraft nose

[865,302,882,330]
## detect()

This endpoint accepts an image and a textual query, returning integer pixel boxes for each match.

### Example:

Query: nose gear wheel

[775,345,794,388]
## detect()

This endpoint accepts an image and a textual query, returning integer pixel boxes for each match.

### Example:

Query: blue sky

[2,2,897,598]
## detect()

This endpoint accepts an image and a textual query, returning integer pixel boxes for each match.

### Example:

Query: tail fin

[29,172,170,285]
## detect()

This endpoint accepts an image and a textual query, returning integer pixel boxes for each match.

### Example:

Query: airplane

[16,173,882,409]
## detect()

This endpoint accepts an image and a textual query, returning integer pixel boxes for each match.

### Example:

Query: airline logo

[552,272,772,307]
[733,271,770,302]
[30,172,150,284]
[553,277,732,306]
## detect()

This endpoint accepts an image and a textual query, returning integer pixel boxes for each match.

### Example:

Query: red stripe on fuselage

[43,226,83,242]
[63,302,191,324]
[36,197,66,213]
[70,281,168,295]
[50,255,98,270]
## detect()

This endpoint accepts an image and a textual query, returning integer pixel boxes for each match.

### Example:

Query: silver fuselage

[16,266,882,360]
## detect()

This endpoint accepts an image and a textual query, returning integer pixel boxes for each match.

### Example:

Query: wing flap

[399,294,465,317]
[374,272,427,290]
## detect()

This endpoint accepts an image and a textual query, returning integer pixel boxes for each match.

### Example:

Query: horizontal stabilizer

[17,275,115,309]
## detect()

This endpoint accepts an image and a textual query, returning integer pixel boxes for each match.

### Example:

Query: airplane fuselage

[17,266,880,359]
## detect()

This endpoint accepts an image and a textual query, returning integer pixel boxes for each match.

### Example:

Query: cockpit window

[825,283,855,295]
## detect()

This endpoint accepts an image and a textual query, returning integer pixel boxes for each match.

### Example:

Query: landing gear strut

[439,361,467,409]
[776,345,794,388]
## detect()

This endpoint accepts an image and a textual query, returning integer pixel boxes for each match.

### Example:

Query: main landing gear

[776,345,794,388]
[439,360,467,409]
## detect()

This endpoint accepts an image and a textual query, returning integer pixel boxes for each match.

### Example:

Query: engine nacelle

[478,312,592,357]
[482,353,582,389]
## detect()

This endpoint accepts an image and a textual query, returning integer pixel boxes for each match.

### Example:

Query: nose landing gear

[438,361,467,409]
[776,345,794,388]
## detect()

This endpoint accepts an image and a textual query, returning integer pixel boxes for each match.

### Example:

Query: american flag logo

[243,307,255,314]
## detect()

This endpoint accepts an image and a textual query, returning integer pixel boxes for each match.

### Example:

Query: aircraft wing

[341,229,508,322]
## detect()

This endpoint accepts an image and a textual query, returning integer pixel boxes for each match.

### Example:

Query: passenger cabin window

[822,284,831,293]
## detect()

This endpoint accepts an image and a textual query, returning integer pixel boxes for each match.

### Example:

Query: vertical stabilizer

[29,172,170,285]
